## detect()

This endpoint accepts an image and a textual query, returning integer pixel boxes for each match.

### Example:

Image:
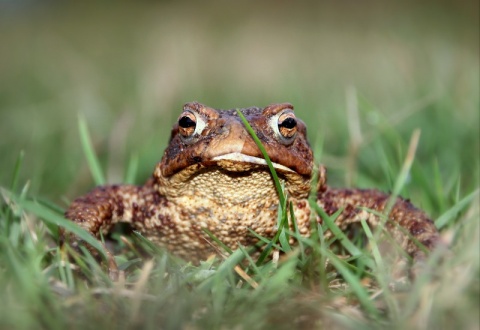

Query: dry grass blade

[384,129,421,217]
[130,260,155,322]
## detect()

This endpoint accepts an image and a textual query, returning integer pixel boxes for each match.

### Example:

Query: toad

[64,102,439,264]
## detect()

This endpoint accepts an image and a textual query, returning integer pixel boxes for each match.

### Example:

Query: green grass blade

[254,212,292,266]
[2,189,108,259]
[203,228,234,255]
[124,153,139,184]
[197,249,246,292]
[359,206,421,258]
[435,189,479,229]
[236,109,294,264]
[313,204,368,259]
[237,243,265,281]
[3,151,25,236]
[385,129,421,212]
[278,200,292,252]
[236,109,285,206]
[247,228,283,251]
[10,150,24,192]
[322,248,381,319]
[78,114,106,185]
[289,201,305,260]
[360,219,399,318]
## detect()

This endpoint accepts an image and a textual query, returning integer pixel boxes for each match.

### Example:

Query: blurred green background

[0,0,478,207]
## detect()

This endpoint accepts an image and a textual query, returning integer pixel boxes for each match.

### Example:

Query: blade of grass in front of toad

[1,237,65,329]
[360,219,400,319]
[380,130,420,234]
[249,212,288,266]
[2,189,109,260]
[322,248,381,319]
[313,203,375,269]
[277,197,292,252]
[203,228,235,255]
[236,109,286,206]
[236,110,292,263]
[198,248,249,292]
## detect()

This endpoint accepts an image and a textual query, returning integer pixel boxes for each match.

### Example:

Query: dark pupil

[179,116,196,128]
[279,117,296,129]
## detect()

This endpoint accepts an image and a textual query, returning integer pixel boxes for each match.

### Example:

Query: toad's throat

[158,152,310,201]
[181,166,283,206]
[211,152,295,174]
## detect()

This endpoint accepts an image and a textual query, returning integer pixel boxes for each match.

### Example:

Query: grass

[1,100,478,329]
[0,1,479,329]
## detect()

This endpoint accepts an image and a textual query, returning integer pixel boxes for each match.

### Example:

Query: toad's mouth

[211,152,295,173]
[157,151,312,199]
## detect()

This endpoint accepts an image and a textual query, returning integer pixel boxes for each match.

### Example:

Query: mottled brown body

[65,102,439,263]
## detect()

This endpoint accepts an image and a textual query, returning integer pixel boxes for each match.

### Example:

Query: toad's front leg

[317,187,440,261]
[63,179,161,253]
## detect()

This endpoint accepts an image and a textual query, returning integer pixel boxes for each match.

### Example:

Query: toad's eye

[279,116,297,130]
[269,110,298,144]
[179,116,196,129]
[277,112,297,140]
[178,113,197,137]
[177,110,206,140]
